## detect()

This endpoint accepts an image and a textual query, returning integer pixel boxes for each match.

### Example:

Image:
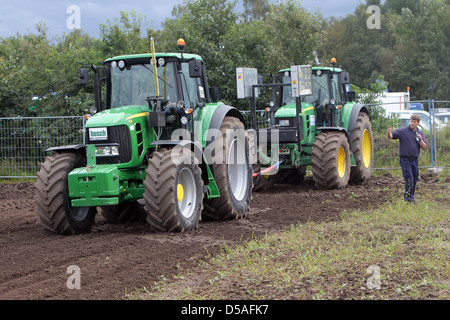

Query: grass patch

[130,184,449,300]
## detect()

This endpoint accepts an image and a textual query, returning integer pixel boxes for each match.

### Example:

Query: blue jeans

[400,157,419,203]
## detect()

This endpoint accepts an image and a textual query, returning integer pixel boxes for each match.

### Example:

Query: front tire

[143,148,203,232]
[35,152,96,235]
[312,132,350,189]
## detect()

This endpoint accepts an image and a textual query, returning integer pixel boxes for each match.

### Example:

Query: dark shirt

[391,126,426,158]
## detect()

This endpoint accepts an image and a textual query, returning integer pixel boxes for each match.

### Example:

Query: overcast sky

[0,0,366,39]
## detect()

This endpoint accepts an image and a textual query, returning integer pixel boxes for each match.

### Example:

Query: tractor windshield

[281,72,330,107]
[110,62,177,108]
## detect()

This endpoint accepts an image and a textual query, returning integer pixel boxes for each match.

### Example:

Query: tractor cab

[79,39,220,140]
[276,59,355,128]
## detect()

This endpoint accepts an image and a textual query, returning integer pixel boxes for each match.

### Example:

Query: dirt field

[0,173,445,300]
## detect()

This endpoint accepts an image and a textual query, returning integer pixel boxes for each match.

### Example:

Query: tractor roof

[104,53,203,63]
[279,66,343,73]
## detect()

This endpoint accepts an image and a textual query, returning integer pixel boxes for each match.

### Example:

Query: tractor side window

[281,74,295,106]
[179,62,201,108]
[305,73,330,107]
[331,74,344,104]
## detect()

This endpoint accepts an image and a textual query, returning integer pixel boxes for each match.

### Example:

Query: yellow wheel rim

[337,146,346,178]
[362,129,371,168]
[177,184,184,202]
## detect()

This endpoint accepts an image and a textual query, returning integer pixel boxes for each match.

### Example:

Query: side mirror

[340,72,350,85]
[79,68,89,85]
[209,87,223,102]
[189,60,203,78]
[347,91,356,102]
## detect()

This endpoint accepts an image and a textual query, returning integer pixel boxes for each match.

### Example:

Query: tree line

[0,0,448,118]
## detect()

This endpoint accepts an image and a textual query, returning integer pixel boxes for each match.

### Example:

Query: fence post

[428,99,435,168]
[83,116,86,145]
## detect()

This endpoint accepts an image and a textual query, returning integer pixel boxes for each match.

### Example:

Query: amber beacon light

[177,38,186,51]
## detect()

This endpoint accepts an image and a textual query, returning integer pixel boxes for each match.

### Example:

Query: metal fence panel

[0,105,447,179]
[431,101,450,168]
[0,116,85,178]
[242,103,449,170]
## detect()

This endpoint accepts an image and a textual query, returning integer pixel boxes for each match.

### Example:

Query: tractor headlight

[95,145,119,157]
[278,119,290,127]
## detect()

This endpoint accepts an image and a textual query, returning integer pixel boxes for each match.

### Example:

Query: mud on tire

[143,148,203,232]
[350,112,373,182]
[312,132,350,189]
[203,116,252,220]
[35,152,96,235]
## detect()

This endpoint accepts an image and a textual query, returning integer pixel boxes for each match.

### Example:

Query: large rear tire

[350,112,373,182]
[312,132,350,189]
[35,152,96,235]
[143,148,203,232]
[203,116,252,220]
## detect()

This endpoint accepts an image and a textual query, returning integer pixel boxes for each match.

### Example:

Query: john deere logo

[89,127,108,141]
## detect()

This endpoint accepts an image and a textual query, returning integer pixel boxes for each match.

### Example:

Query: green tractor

[238,58,373,190]
[35,39,252,234]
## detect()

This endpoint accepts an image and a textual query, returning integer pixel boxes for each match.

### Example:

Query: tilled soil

[0,173,442,300]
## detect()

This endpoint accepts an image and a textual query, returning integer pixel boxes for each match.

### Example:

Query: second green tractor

[238,59,373,190]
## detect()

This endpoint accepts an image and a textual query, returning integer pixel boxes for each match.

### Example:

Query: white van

[387,110,444,129]
[435,112,450,125]
[396,114,430,131]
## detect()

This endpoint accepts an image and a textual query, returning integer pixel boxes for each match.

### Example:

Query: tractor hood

[85,105,148,128]
[275,102,314,118]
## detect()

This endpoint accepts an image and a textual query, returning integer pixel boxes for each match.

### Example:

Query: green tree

[352,75,392,133]
[159,0,238,104]
[389,0,450,99]
[242,0,270,20]
[262,0,326,73]
[0,25,104,117]
[319,0,396,89]
[99,10,157,57]
[385,0,420,14]
[0,24,52,116]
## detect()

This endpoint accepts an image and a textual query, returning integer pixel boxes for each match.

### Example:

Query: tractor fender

[347,103,369,132]
[316,126,352,150]
[45,144,86,154]
[150,140,203,160]
[206,104,244,147]
[317,126,348,138]
[151,139,211,191]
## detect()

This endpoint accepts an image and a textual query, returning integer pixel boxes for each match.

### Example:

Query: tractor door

[177,60,210,132]
[310,71,332,127]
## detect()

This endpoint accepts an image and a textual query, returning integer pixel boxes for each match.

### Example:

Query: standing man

[387,114,427,203]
